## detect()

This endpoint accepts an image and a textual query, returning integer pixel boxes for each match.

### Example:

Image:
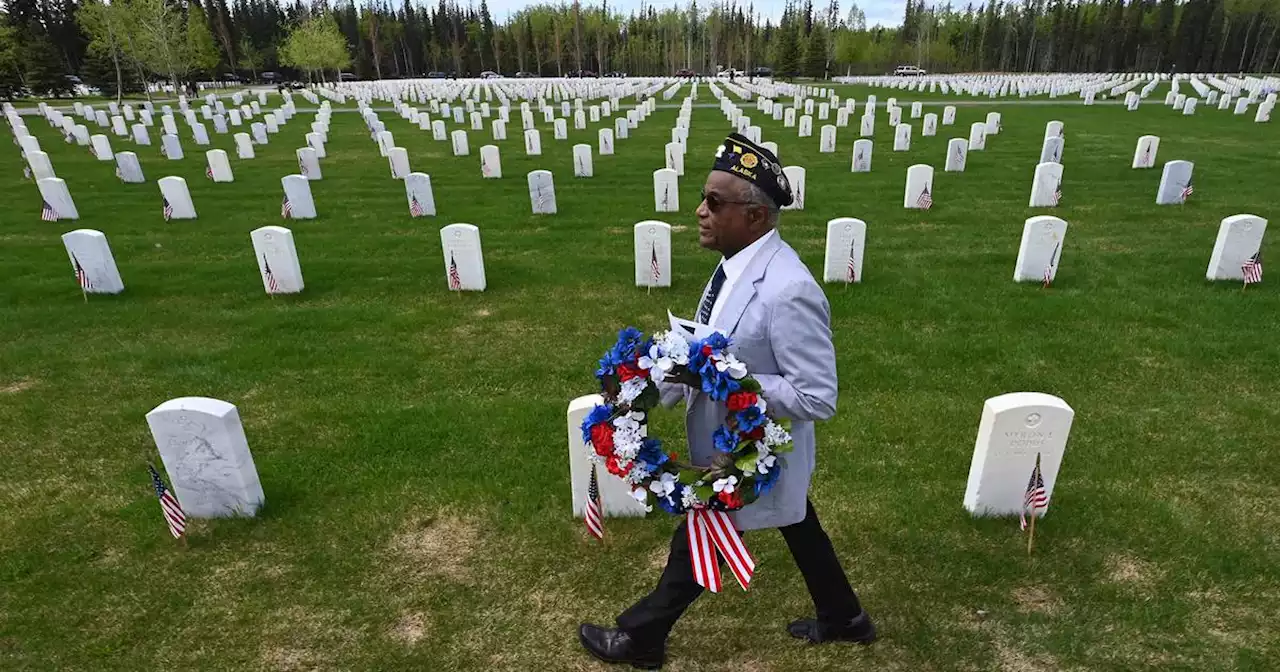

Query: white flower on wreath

[630,487,653,512]
[763,422,791,447]
[755,445,777,475]
[641,331,691,373]
[680,487,703,510]
[649,472,678,501]
[625,462,650,485]
[618,377,648,405]
[584,450,605,466]
[713,475,738,494]
[613,429,642,460]
[713,352,748,380]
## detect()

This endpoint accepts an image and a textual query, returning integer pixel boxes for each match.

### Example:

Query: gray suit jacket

[662,233,838,531]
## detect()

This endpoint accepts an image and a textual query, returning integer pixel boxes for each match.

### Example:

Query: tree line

[3,0,1279,100]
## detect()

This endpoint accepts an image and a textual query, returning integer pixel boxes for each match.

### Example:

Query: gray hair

[742,180,781,228]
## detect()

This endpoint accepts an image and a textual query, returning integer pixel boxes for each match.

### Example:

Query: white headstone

[985,111,1002,134]
[573,144,593,178]
[480,144,502,179]
[1132,135,1160,169]
[799,115,813,138]
[491,119,507,140]
[206,149,234,182]
[528,170,556,214]
[1156,160,1194,205]
[251,225,304,294]
[1039,136,1064,164]
[634,220,672,288]
[1013,216,1067,284]
[782,166,806,210]
[404,173,436,217]
[942,105,957,125]
[227,132,252,160]
[38,177,78,220]
[819,124,837,153]
[904,164,935,209]
[963,392,1074,518]
[276,174,316,219]
[191,123,210,146]
[296,147,322,180]
[388,147,411,179]
[923,113,938,136]
[25,150,54,180]
[132,123,151,146]
[441,223,486,291]
[653,169,679,213]
[1206,214,1267,281]
[568,395,649,519]
[615,117,628,140]
[524,129,542,156]
[1183,98,1198,115]
[945,138,968,172]
[911,101,923,118]
[1234,98,1250,115]
[111,115,128,137]
[837,108,850,127]
[822,217,866,283]
[158,176,197,220]
[968,122,987,150]
[859,114,874,137]
[451,129,470,156]
[664,142,684,176]
[471,111,484,130]
[162,115,179,136]
[90,134,113,160]
[784,108,796,128]
[893,123,912,151]
[146,397,265,518]
[162,134,183,160]
[61,229,122,293]
[598,128,614,155]
[432,120,447,141]
[1173,93,1187,110]
[851,139,873,173]
[114,152,145,183]
[554,118,568,140]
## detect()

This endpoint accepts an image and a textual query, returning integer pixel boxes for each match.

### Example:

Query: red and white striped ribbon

[686,509,755,593]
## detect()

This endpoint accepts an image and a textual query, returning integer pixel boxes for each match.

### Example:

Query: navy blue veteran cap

[711,133,794,208]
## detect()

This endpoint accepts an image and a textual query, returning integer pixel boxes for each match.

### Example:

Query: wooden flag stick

[1026,510,1037,555]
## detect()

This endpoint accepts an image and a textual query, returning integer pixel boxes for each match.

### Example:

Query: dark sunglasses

[700,189,755,213]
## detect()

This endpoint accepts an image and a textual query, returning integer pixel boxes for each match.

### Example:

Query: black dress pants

[616,499,863,644]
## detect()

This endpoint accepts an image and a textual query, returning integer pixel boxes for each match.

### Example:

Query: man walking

[578,134,875,669]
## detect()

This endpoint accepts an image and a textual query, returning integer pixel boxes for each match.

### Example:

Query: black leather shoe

[787,611,877,645]
[578,623,665,669]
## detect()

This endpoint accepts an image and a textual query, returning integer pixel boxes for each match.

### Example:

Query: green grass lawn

[2,84,1278,671]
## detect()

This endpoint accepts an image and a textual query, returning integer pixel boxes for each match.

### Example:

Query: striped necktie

[697,264,727,324]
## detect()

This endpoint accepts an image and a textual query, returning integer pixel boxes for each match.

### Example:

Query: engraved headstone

[573,144,593,178]
[1206,214,1267,281]
[1132,135,1159,169]
[634,220,672,288]
[851,139,872,173]
[251,226,304,294]
[388,147,411,179]
[945,138,968,172]
[296,147,322,180]
[524,129,542,156]
[158,176,197,219]
[893,123,911,151]
[822,217,866,284]
[904,164,934,209]
[62,229,122,293]
[146,397,266,518]
[441,223,486,291]
[1014,216,1067,283]
[480,144,502,179]
[38,177,79,219]
[782,166,806,211]
[206,149,234,182]
[653,168,679,213]
[528,170,557,214]
[1156,160,1194,205]
[968,122,987,150]
[568,395,649,519]
[114,152,145,183]
[404,173,436,217]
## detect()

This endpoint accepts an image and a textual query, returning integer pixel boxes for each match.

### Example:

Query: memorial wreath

[581,327,794,591]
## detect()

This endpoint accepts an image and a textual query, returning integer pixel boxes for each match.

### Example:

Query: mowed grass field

[2,83,1278,671]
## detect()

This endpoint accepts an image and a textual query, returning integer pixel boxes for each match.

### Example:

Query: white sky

[481,0,906,29]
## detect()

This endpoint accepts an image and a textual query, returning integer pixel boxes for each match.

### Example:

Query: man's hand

[664,369,703,389]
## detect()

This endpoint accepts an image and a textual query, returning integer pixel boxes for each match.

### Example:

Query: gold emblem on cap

[741,153,759,169]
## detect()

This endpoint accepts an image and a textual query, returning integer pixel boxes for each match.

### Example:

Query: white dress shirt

[708,229,778,325]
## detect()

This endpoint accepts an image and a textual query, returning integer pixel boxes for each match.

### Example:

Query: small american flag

[298,158,308,177]
[41,199,58,221]
[162,197,174,221]
[281,195,292,219]
[603,138,610,152]
[1019,454,1048,531]
[1242,251,1263,285]
[650,244,661,284]
[148,464,187,539]
[1044,242,1060,288]
[448,253,462,291]
[1051,181,1062,207]
[916,185,933,210]
[263,254,280,293]
[1141,143,1151,166]
[205,165,214,180]
[846,240,857,282]
[22,165,31,180]
[584,464,605,540]
[73,253,90,291]
[409,195,425,217]
[1180,179,1194,202]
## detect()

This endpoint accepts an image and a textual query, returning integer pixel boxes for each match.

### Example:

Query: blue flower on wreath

[687,332,730,374]
[656,484,687,514]
[702,369,742,401]
[735,405,767,432]
[581,404,613,443]
[754,463,781,497]
[636,438,667,471]
[596,327,649,378]
[712,425,740,453]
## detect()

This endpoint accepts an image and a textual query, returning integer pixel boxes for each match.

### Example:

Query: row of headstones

[569,390,1077,522]
[1161,89,1275,121]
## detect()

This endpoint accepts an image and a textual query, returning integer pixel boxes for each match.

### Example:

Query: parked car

[427,71,447,79]
[480,70,500,79]
[338,72,358,82]
[515,71,536,78]
[716,69,745,79]
[566,69,598,78]
[675,68,696,77]
[894,65,927,76]
[751,66,773,77]
[604,71,628,78]
[260,71,279,82]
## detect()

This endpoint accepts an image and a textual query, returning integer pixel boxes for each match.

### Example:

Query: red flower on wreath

[717,489,744,508]
[618,362,647,382]
[606,454,632,477]
[743,425,765,441]
[726,391,758,412]
[668,451,679,464]
[590,423,615,455]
